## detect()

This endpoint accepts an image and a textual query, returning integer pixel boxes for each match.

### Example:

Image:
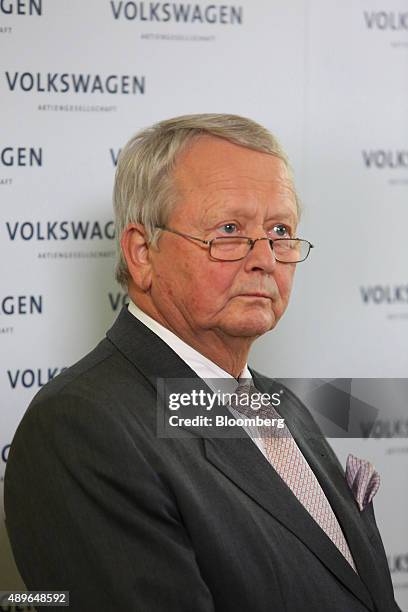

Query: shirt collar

[127,299,251,392]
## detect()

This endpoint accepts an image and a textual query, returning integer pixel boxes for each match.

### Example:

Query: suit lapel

[204,435,375,612]
[107,308,377,611]
[252,372,389,611]
[289,421,391,612]
[106,306,202,382]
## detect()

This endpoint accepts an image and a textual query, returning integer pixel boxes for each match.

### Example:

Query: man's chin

[222,314,278,338]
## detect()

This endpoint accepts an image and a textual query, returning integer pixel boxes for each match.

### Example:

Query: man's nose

[244,238,277,274]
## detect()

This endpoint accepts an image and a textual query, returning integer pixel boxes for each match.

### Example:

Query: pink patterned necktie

[230,381,357,572]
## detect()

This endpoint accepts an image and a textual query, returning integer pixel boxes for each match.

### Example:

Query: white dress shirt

[127,299,267,457]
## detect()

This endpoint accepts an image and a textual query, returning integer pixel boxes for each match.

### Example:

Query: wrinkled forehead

[170,135,298,224]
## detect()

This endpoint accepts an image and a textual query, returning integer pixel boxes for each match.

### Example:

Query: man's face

[148,135,298,340]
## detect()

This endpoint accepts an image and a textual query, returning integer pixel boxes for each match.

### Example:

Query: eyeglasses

[155,226,314,263]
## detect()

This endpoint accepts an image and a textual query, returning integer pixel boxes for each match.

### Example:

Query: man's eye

[219,223,237,234]
[273,224,290,237]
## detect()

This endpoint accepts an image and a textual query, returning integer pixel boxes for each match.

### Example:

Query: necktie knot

[228,380,286,437]
[229,380,260,416]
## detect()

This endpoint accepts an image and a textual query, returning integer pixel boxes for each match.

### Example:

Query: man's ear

[120,223,153,291]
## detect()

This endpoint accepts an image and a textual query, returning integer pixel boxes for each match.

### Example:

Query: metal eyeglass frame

[155,226,314,263]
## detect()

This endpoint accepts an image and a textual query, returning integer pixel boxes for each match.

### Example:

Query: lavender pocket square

[345,453,381,511]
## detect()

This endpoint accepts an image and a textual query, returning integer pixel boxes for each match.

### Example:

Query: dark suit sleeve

[4,393,215,612]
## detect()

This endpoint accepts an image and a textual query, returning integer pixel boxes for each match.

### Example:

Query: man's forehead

[174,135,290,183]
[171,136,297,215]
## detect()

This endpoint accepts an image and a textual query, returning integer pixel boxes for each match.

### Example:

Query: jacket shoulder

[28,335,153,418]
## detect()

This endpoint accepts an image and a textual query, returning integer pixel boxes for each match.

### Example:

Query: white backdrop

[1,1,407,609]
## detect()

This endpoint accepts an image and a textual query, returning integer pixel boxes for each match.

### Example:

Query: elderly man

[5,114,399,611]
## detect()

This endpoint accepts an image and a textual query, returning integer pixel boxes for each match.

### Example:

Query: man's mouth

[237,293,272,299]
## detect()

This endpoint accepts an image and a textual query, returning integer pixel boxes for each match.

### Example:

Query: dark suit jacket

[4,307,400,611]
